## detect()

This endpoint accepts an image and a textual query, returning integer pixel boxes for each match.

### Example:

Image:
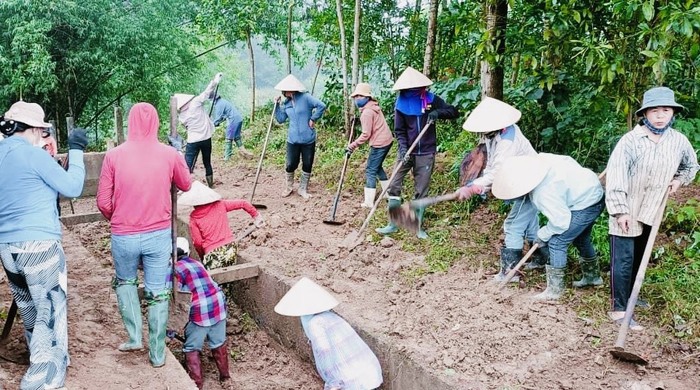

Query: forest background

[1,0,699,345]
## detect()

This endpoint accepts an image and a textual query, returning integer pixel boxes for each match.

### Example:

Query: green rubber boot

[375,197,401,235]
[113,279,143,352]
[533,265,566,301]
[572,256,603,288]
[415,207,428,239]
[146,291,170,368]
[223,140,233,161]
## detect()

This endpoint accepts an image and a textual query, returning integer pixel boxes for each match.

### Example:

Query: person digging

[210,92,254,160]
[274,277,383,390]
[491,153,605,300]
[174,237,230,389]
[376,66,459,239]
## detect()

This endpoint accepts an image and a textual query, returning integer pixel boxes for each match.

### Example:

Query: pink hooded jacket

[97,102,191,234]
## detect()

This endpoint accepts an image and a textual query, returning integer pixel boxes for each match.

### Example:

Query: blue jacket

[0,137,85,242]
[274,92,326,144]
[211,97,243,129]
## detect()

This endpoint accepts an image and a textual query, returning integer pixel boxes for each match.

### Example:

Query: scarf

[642,116,674,135]
[395,88,434,116]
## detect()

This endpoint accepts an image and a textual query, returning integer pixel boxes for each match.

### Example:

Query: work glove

[345,143,356,155]
[398,148,409,164]
[456,184,482,200]
[253,215,265,228]
[168,134,184,151]
[427,110,439,122]
[68,129,89,151]
[533,237,547,249]
[214,72,223,83]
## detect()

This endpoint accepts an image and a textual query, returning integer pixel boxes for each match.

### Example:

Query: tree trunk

[423,0,440,78]
[246,29,256,121]
[480,0,507,100]
[287,2,294,74]
[311,43,326,95]
[335,0,350,136]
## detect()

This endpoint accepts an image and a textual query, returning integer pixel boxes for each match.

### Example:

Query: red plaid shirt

[175,256,227,326]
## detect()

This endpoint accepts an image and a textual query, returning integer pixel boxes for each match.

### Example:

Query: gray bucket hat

[635,87,684,116]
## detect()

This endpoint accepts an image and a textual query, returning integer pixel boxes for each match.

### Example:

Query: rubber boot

[206,175,214,189]
[185,351,204,389]
[211,342,231,381]
[361,187,376,208]
[375,197,401,235]
[146,292,169,368]
[492,248,522,283]
[282,172,294,197]
[298,171,312,199]
[572,256,603,288]
[223,140,234,161]
[114,281,143,351]
[524,242,549,270]
[533,265,566,300]
[415,207,428,239]
[378,180,391,199]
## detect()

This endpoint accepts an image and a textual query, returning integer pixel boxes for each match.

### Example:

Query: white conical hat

[176,237,190,254]
[178,181,222,206]
[392,66,433,91]
[350,83,375,99]
[492,155,551,200]
[462,97,522,133]
[174,94,195,110]
[274,74,307,92]
[274,277,340,317]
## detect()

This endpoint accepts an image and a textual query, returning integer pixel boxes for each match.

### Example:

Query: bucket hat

[462,97,521,133]
[492,155,551,200]
[174,94,195,110]
[178,181,222,206]
[635,87,684,116]
[392,66,433,91]
[350,83,375,99]
[176,237,190,255]
[274,277,340,317]
[274,74,307,92]
[3,101,52,128]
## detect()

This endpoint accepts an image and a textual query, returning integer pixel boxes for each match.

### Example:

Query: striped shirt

[301,311,383,390]
[472,124,537,192]
[606,125,699,237]
[175,256,227,327]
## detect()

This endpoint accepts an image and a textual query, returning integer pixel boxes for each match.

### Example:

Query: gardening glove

[427,110,439,122]
[533,237,547,249]
[253,214,265,228]
[456,185,477,200]
[68,129,89,151]
[616,213,631,234]
[345,147,354,156]
[214,72,223,83]
[399,148,410,164]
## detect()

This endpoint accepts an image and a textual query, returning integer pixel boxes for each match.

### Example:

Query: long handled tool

[498,244,540,289]
[169,96,179,312]
[323,117,356,225]
[389,192,459,233]
[249,101,278,210]
[340,119,435,249]
[610,189,670,365]
[0,300,18,342]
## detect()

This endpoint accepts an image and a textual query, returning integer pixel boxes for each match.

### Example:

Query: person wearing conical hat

[179,181,264,269]
[376,66,459,239]
[346,83,394,208]
[173,237,230,389]
[209,92,254,160]
[175,72,223,188]
[454,97,545,282]
[492,153,605,301]
[273,74,327,199]
[606,86,698,329]
[274,277,383,389]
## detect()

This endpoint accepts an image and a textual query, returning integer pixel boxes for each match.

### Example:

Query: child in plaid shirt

[175,237,230,389]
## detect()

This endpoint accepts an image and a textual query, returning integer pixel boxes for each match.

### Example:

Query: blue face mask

[354,96,370,108]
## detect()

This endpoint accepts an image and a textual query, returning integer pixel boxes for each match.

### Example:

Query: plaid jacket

[175,256,227,326]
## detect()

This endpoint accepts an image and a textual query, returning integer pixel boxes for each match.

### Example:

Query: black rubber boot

[572,256,603,288]
[206,175,214,188]
[493,248,522,283]
[525,242,549,270]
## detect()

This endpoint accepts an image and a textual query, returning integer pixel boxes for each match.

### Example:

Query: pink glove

[456,185,475,200]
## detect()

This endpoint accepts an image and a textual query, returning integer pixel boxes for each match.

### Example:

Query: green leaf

[642,0,655,21]
[640,50,658,58]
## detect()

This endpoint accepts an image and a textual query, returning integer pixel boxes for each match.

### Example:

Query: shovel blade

[610,347,649,365]
[389,204,419,234]
[339,230,362,249]
[252,204,267,210]
[323,220,345,226]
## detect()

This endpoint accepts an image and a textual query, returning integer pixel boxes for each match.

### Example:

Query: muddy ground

[1,146,698,390]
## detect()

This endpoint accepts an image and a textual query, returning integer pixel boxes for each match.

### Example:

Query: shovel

[0,300,18,342]
[389,192,459,233]
[323,117,356,225]
[249,101,278,210]
[610,189,669,365]
[340,119,435,249]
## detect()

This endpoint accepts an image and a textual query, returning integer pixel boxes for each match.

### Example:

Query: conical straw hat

[274,277,340,317]
[176,237,190,255]
[462,97,522,133]
[392,66,433,91]
[274,74,307,92]
[350,83,375,99]
[174,94,195,110]
[178,181,222,206]
[492,155,551,200]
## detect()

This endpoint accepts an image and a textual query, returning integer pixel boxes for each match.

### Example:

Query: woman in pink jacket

[346,83,394,208]
[97,102,192,368]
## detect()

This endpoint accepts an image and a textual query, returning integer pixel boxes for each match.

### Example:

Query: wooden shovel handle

[409,192,459,209]
[498,244,539,290]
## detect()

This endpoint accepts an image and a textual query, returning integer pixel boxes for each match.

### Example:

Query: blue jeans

[286,142,316,173]
[365,143,392,188]
[548,198,605,268]
[111,228,172,296]
[183,319,227,352]
[503,196,539,250]
[610,224,652,311]
[185,138,213,176]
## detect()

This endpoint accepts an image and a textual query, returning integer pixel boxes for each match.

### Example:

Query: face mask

[354,97,370,108]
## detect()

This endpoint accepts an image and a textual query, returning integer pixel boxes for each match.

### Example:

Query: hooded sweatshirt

[348,100,393,149]
[97,103,192,235]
